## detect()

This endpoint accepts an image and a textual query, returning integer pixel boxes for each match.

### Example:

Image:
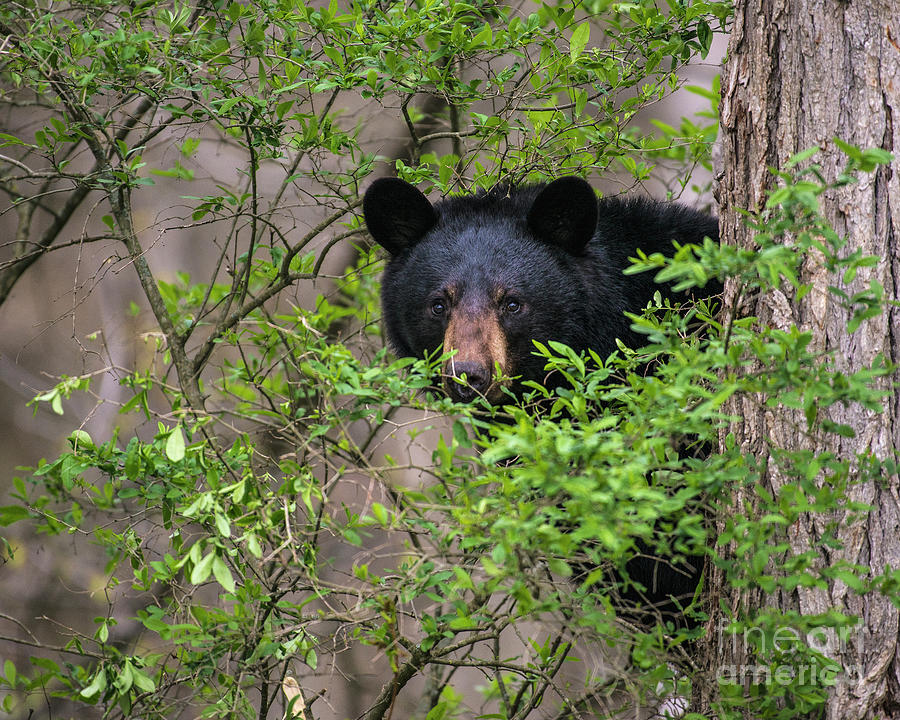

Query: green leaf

[124,442,140,480]
[190,550,214,585]
[830,568,866,592]
[80,669,107,699]
[453,566,475,590]
[470,22,492,48]
[214,512,231,538]
[131,664,156,693]
[246,533,262,559]
[165,427,186,462]
[180,137,200,156]
[569,21,590,62]
[3,659,16,686]
[0,505,30,526]
[833,137,861,160]
[574,87,587,117]
[696,19,712,58]
[371,502,389,526]
[212,554,235,593]
[97,620,109,643]
[69,429,94,449]
[0,133,28,148]
[785,145,821,168]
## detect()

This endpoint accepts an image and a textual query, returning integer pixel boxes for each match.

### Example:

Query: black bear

[363,175,719,403]
[364,176,719,631]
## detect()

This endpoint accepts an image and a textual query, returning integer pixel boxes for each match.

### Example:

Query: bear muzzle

[442,309,509,404]
[444,360,493,403]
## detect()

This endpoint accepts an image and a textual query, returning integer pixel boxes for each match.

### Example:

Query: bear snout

[444,360,492,402]
[442,308,509,403]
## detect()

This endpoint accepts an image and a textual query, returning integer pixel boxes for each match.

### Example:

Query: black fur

[364,176,719,394]
[365,177,720,632]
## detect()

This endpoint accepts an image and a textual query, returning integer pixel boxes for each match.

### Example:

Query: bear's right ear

[363,178,438,256]
[527,176,598,255]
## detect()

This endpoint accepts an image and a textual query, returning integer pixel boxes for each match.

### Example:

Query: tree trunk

[707,1,900,718]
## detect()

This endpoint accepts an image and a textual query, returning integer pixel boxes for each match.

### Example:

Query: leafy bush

[1,1,897,719]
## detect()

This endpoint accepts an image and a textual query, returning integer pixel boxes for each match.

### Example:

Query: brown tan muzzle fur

[442,307,510,403]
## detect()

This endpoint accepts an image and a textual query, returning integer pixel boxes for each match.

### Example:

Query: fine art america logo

[713,620,865,687]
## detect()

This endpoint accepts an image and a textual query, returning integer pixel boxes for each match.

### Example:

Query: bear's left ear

[527,176,598,255]
[363,178,438,256]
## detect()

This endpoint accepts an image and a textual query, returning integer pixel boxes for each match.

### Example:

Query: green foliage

[1,0,898,719]
[0,0,725,196]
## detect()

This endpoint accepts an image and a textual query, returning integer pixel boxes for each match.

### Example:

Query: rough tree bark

[705,1,900,718]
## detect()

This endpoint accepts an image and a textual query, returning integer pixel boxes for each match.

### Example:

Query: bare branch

[189,199,362,377]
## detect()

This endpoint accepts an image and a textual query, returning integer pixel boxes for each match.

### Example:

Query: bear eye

[504,298,521,314]
[430,299,446,316]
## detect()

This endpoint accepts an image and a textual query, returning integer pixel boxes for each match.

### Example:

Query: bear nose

[445,361,490,402]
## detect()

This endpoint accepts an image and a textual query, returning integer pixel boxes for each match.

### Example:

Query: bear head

[363,177,608,403]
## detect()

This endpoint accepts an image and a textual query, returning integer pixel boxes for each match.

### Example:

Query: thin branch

[417,128,480,145]
[0,632,105,661]
[282,199,363,276]
[0,234,114,271]
[0,152,41,175]
[240,121,260,307]
[362,645,429,720]
[0,180,92,305]
[312,227,364,276]
[0,93,157,306]
[111,184,205,410]
[189,199,361,377]
[194,88,341,342]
